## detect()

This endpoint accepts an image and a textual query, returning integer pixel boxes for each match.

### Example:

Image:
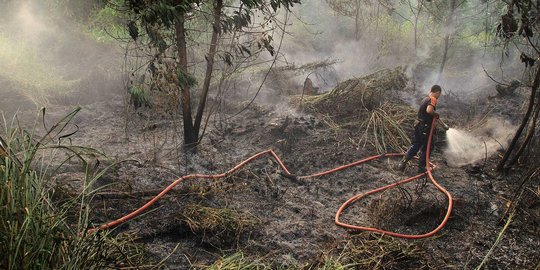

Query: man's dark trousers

[404,122,432,169]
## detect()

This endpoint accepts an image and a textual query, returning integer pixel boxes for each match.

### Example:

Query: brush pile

[293,66,415,152]
[297,66,410,121]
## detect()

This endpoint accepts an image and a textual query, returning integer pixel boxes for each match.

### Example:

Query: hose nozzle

[439,119,450,131]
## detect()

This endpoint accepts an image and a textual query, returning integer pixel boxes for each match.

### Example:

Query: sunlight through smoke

[16,2,49,39]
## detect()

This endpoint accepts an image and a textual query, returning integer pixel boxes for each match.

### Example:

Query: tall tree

[325,0,374,40]
[118,0,300,150]
[408,0,426,55]
[437,0,457,82]
[194,0,223,140]
[495,0,540,170]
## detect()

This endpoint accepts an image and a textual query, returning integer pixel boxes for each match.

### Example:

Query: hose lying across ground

[90,117,453,239]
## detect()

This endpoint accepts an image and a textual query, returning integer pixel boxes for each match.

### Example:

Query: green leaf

[128,86,148,105]
[177,68,198,89]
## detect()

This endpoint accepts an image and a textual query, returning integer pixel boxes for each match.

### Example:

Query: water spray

[444,127,495,166]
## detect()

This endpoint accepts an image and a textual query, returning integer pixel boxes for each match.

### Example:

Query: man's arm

[426,104,436,115]
[426,104,447,129]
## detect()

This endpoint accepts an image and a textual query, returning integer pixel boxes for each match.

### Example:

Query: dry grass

[294,67,409,118]
[178,182,223,198]
[291,68,415,153]
[356,104,415,153]
[202,252,269,270]
[180,204,259,246]
[198,233,427,269]
[309,233,428,270]
[476,167,540,269]
[364,183,446,235]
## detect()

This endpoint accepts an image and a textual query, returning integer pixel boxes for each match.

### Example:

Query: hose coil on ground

[90,117,453,239]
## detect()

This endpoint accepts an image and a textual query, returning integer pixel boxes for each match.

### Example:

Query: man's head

[430,84,442,98]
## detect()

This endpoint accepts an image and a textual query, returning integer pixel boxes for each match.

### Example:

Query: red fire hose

[89,117,452,239]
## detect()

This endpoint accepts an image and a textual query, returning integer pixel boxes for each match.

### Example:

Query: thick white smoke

[444,117,517,166]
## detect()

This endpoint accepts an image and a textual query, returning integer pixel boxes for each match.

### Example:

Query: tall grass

[0,108,146,269]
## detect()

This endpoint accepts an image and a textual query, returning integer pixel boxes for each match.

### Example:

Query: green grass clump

[128,85,149,108]
[0,108,146,269]
[87,1,130,43]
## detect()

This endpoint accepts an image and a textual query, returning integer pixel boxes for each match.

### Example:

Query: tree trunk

[175,14,197,147]
[194,0,223,137]
[413,0,423,56]
[508,100,540,166]
[354,0,360,40]
[437,0,456,82]
[375,2,380,33]
[414,18,418,55]
[497,65,540,171]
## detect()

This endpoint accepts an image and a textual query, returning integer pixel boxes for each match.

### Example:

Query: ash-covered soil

[11,73,539,269]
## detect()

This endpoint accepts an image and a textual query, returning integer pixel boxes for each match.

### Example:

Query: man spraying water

[398,85,449,173]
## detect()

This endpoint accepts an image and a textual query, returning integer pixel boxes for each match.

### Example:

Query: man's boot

[418,157,428,174]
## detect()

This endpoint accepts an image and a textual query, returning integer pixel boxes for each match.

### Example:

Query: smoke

[282,1,415,91]
[444,117,517,166]
[0,0,123,113]
[280,0,525,100]
[15,2,51,40]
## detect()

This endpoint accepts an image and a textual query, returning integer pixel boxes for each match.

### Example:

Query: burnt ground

[6,83,540,269]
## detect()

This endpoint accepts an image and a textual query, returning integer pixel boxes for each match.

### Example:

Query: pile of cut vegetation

[296,66,410,122]
[292,67,414,152]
